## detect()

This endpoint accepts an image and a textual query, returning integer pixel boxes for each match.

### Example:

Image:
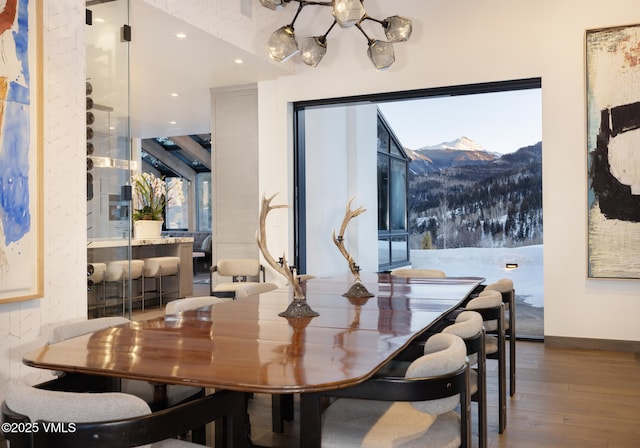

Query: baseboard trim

[544,336,640,353]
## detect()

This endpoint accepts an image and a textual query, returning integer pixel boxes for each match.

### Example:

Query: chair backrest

[235,282,279,298]
[49,317,130,344]
[4,381,151,424]
[443,311,483,339]
[165,296,227,314]
[215,258,263,281]
[2,381,246,448]
[466,290,502,331]
[390,268,446,278]
[443,310,484,364]
[483,279,514,304]
[405,332,467,415]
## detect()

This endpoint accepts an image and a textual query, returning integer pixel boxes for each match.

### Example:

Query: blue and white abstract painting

[0,0,41,301]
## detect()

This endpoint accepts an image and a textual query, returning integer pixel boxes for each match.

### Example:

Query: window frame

[293,78,542,274]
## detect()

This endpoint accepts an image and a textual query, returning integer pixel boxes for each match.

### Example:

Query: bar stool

[87,263,107,316]
[104,260,145,314]
[143,256,181,308]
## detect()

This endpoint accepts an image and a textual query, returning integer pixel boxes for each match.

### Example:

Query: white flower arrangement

[131,172,184,221]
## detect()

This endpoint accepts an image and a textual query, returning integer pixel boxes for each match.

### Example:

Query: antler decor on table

[332,198,374,299]
[257,193,319,318]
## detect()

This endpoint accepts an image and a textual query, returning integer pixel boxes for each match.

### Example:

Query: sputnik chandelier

[259,0,412,71]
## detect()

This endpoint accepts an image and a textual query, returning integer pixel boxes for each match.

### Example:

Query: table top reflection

[23,274,483,394]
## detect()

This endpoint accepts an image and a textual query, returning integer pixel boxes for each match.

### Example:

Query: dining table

[22,272,484,447]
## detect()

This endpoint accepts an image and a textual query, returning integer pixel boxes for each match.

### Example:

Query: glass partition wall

[86,0,134,318]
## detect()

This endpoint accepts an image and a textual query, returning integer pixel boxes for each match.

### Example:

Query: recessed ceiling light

[169,121,177,125]
[175,32,187,39]
[170,92,179,97]
[233,58,244,64]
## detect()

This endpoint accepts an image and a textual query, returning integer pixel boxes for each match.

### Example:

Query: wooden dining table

[22,272,483,447]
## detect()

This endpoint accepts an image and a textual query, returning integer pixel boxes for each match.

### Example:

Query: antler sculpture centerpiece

[257,194,319,318]
[332,198,374,299]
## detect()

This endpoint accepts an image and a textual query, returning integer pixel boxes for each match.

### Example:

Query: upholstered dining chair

[234,281,279,298]
[390,268,447,278]
[316,333,471,448]
[50,318,205,412]
[442,311,487,448]
[478,279,516,397]
[464,289,507,434]
[1,380,246,448]
[375,311,486,448]
[210,258,265,299]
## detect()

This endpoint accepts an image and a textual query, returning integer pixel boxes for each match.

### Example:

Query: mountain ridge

[407,140,543,250]
[406,137,540,174]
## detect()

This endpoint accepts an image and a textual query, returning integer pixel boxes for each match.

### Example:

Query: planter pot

[134,220,163,239]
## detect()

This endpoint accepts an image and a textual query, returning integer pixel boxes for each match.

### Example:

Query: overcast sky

[377,89,542,155]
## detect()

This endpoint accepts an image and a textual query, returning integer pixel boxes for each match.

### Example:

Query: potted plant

[131,172,184,238]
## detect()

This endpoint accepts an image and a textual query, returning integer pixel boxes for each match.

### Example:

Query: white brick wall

[0,0,87,401]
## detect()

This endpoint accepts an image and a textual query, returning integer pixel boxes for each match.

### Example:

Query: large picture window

[293,78,543,339]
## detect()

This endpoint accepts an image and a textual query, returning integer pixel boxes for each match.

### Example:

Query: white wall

[1,1,87,400]
[257,0,640,343]
[304,105,378,276]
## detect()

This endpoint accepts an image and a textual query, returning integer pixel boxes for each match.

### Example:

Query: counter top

[87,237,194,249]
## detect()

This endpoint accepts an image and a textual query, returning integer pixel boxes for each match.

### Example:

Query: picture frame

[0,0,43,302]
[586,23,640,279]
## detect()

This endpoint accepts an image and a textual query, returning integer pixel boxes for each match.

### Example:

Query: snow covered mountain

[405,137,499,174]
[417,136,488,152]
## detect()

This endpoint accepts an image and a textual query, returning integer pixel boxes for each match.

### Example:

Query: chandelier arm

[360,15,386,27]
[299,1,333,6]
[355,22,374,45]
[289,2,305,27]
[322,20,338,40]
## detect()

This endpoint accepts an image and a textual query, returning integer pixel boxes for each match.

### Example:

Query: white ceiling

[89,0,287,140]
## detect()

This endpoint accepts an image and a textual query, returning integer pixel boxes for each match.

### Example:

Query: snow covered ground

[410,245,543,308]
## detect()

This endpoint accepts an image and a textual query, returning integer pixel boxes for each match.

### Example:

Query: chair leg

[157,271,180,307]
[477,351,487,448]
[122,279,126,315]
[99,280,106,317]
[498,323,507,434]
[509,300,516,397]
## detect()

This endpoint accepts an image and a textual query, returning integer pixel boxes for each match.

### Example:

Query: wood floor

[243,341,640,448]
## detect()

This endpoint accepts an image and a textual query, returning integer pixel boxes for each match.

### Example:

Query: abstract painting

[0,0,42,302]
[587,24,640,279]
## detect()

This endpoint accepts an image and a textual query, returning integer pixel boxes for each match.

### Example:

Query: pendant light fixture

[260,0,412,70]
